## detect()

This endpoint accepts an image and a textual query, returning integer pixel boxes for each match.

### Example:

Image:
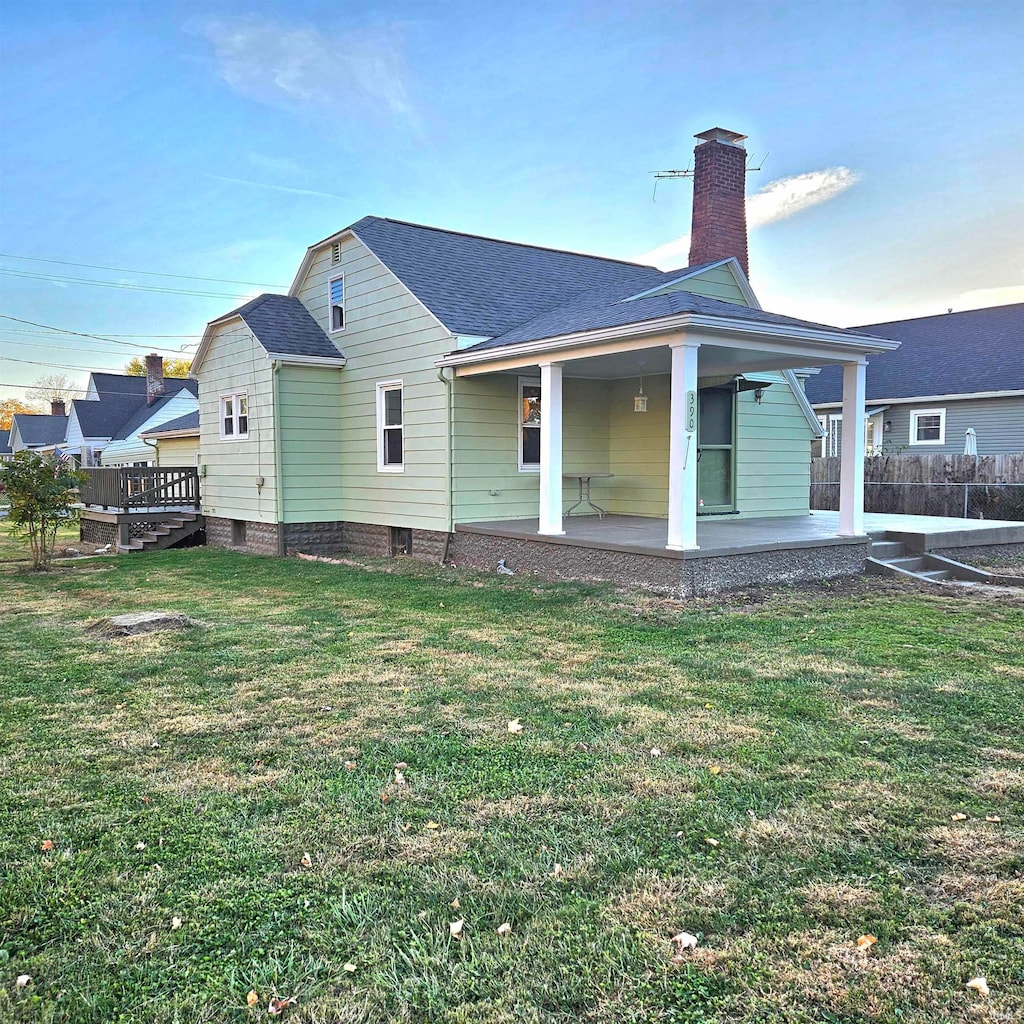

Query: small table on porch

[563,472,614,518]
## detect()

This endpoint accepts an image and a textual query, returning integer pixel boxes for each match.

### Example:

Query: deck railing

[78,466,200,512]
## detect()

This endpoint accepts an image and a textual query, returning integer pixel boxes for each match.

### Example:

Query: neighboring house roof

[140,411,199,437]
[805,302,1024,404]
[72,377,197,439]
[0,435,12,455]
[344,215,705,337]
[463,278,877,353]
[214,293,341,361]
[12,413,68,446]
[108,383,198,441]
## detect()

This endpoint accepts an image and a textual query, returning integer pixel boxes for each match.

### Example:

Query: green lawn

[1,535,1022,1023]
[0,516,81,563]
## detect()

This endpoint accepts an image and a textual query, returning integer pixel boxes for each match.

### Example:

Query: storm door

[697,387,735,513]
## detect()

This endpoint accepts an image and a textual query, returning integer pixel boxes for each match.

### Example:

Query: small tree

[0,452,87,570]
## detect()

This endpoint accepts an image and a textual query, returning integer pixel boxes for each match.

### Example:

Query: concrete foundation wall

[452,529,870,597]
[206,516,281,556]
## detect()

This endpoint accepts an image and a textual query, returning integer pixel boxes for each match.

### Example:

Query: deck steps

[864,533,1010,586]
[117,513,204,554]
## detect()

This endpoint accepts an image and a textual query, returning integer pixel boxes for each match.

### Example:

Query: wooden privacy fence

[78,466,200,512]
[811,454,1024,521]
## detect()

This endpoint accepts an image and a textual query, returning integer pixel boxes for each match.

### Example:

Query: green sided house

[191,129,909,592]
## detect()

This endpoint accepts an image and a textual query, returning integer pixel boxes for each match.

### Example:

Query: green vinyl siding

[605,376,671,517]
[197,321,278,523]
[277,366,344,524]
[452,376,609,523]
[294,234,453,531]
[646,264,751,305]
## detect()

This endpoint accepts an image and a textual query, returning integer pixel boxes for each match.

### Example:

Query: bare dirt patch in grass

[925,823,1020,870]
[969,767,1024,797]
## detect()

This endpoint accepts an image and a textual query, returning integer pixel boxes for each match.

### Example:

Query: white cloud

[635,167,861,268]
[746,167,861,229]
[954,284,1024,310]
[197,17,419,129]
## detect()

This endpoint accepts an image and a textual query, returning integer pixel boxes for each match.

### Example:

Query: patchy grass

[0,517,82,563]
[1,544,1022,1023]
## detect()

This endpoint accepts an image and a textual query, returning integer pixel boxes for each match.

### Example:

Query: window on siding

[910,408,945,445]
[519,378,541,471]
[220,393,249,440]
[377,382,403,471]
[329,274,345,333]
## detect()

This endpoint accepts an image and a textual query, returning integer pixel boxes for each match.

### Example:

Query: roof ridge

[853,301,1024,330]
[356,215,656,270]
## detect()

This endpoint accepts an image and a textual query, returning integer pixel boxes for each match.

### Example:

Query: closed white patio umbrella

[964,428,978,456]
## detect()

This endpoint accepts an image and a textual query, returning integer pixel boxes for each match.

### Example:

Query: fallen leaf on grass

[425,821,441,830]
[449,919,464,939]
[709,765,721,775]
[246,990,259,1007]
[394,762,408,770]
[40,840,54,851]
[343,962,357,973]
[986,815,1002,823]
[705,837,720,847]
[300,852,313,869]
[650,747,662,757]
[551,863,563,877]
[856,934,877,951]
[450,897,460,909]
[135,841,146,851]
[394,770,406,785]
[268,995,297,1015]
[344,761,356,771]
[966,977,990,997]
[507,719,524,734]
[496,922,512,936]
[16,975,31,988]
[951,813,968,822]
[380,793,391,804]
[171,916,182,931]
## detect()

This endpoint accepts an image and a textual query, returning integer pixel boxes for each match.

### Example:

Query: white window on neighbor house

[329,273,345,333]
[377,381,403,472]
[220,393,249,440]
[519,377,541,471]
[821,413,841,458]
[910,407,945,446]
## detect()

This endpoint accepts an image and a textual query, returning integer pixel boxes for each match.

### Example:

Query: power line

[0,337,196,359]
[1,328,204,338]
[0,316,195,352]
[0,251,286,288]
[0,267,253,299]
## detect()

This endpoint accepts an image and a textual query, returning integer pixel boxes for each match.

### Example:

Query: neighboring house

[98,386,199,466]
[0,434,13,463]
[137,411,200,466]
[191,127,897,570]
[58,357,197,466]
[9,407,69,454]
[806,303,1024,457]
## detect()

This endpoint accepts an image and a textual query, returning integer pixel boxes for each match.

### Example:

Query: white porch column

[666,341,700,550]
[838,359,867,536]
[538,360,565,536]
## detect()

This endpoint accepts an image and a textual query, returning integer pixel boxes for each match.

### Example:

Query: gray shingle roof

[462,279,871,352]
[72,377,197,440]
[804,303,1024,404]
[349,216,702,337]
[12,413,68,446]
[110,382,199,441]
[228,293,341,360]
[140,411,199,436]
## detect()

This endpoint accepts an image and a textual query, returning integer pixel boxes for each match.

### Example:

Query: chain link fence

[811,480,1024,521]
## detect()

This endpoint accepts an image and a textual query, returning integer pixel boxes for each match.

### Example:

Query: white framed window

[909,407,945,446]
[821,413,841,457]
[377,381,404,472]
[220,393,249,440]
[328,273,345,333]
[519,377,541,471]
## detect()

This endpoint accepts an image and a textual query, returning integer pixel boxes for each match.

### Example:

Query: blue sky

[1,0,1022,401]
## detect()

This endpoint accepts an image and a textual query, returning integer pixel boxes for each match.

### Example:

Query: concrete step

[919,569,952,581]
[890,557,927,572]
[870,540,905,559]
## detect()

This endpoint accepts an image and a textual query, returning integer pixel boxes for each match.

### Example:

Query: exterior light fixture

[634,375,648,413]
[753,387,765,404]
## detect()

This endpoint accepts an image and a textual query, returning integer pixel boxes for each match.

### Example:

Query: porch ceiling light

[634,376,648,413]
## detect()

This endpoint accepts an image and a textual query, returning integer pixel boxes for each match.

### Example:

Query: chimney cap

[694,127,747,146]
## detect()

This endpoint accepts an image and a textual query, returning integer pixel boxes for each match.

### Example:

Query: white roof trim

[438,312,900,370]
[782,369,826,438]
[139,426,198,439]
[190,313,246,378]
[265,352,347,367]
[812,389,1024,409]
[622,256,761,310]
[288,227,357,296]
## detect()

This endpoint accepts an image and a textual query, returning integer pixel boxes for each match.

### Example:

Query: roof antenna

[650,152,767,201]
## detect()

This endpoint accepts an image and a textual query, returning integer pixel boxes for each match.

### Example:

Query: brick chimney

[50,399,66,417]
[688,127,749,278]
[145,353,165,404]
